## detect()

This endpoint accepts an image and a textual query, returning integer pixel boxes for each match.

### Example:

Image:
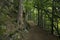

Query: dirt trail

[27,26,59,40]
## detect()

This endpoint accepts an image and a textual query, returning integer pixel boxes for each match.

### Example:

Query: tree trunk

[38,9,40,26]
[51,0,55,34]
[17,0,24,29]
[17,0,24,40]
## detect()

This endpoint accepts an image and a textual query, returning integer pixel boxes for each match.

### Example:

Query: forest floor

[26,25,60,40]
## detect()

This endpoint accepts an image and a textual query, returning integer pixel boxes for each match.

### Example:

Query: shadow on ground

[26,25,60,40]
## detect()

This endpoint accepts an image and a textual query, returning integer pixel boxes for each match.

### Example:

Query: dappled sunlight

[0,0,60,40]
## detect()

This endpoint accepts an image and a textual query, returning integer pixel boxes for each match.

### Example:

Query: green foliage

[0,25,6,35]
[0,0,60,39]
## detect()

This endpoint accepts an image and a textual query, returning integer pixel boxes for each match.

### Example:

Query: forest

[0,0,60,40]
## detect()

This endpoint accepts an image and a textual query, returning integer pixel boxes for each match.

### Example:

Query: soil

[26,25,59,40]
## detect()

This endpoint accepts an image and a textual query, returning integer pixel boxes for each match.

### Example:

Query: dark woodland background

[0,0,60,40]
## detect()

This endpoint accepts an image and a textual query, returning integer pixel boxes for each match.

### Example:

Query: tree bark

[17,0,24,29]
[17,0,24,40]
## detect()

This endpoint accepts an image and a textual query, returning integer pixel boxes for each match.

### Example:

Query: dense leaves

[0,0,60,40]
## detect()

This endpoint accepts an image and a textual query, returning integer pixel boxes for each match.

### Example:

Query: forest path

[27,26,59,40]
